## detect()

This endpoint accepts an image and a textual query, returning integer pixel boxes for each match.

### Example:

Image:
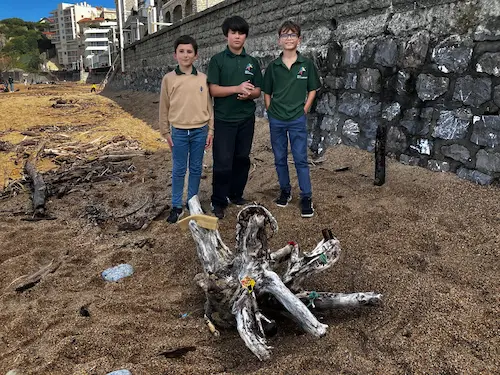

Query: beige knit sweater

[158,70,214,136]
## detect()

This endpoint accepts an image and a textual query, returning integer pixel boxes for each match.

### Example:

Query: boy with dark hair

[263,20,321,218]
[207,16,263,219]
[159,35,214,223]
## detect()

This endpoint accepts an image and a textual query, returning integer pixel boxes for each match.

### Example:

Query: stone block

[316,93,337,115]
[453,76,492,107]
[387,126,407,152]
[359,68,381,93]
[433,109,472,140]
[476,52,500,76]
[359,96,381,119]
[342,119,360,144]
[324,75,345,90]
[431,35,473,73]
[374,38,399,67]
[473,19,500,41]
[338,92,362,117]
[477,152,500,174]
[456,167,494,185]
[342,40,363,67]
[402,30,430,68]
[441,144,471,164]
[400,154,420,166]
[361,118,381,139]
[471,116,500,148]
[416,74,449,101]
[382,102,401,122]
[410,139,432,155]
[494,85,500,107]
[320,115,340,131]
[344,72,357,90]
[427,160,450,172]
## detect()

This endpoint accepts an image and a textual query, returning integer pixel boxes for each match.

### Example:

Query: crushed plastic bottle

[101,264,134,282]
[106,370,132,375]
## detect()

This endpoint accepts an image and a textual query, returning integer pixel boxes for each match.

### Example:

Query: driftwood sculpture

[186,196,382,360]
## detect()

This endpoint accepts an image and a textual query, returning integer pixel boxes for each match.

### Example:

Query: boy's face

[278,28,301,51]
[226,29,247,50]
[174,43,198,68]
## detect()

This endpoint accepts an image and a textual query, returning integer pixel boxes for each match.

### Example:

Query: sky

[0,0,117,22]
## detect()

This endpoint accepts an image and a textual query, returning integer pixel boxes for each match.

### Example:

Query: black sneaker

[275,190,292,207]
[167,207,184,223]
[211,204,225,219]
[300,197,314,218]
[228,197,250,206]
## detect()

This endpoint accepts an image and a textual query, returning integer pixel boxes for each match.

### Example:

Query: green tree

[0,18,51,72]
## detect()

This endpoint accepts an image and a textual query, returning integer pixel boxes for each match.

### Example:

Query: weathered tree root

[186,195,382,360]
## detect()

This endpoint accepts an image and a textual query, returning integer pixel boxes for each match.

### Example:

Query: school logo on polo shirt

[244,63,254,75]
[297,66,307,79]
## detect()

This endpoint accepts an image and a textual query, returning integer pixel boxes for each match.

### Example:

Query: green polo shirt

[263,52,321,121]
[207,46,263,122]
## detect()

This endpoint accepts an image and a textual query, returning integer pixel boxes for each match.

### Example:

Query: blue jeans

[9,83,14,92]
[269,114,312,199]
[171,125,208,208]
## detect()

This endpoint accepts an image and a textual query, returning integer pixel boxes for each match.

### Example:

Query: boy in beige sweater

[159,35,214,223]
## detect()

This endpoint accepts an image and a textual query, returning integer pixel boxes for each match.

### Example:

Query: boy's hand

[237,92,251,100]
[236,80,255,95]
[205,134,213,149]
[166,134,174,148]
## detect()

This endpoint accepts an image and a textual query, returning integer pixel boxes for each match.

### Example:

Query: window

[173,5,182,22]
[164,11,171,23]
[185,0,193,16]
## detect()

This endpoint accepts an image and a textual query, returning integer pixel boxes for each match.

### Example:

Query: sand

[0,84,498,375]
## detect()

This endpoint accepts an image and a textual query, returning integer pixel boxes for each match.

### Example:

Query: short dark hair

[278,20,301,37]
[174,35,198,54]
[222,16,249,37]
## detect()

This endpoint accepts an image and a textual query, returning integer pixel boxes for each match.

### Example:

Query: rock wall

[108,0,500,185]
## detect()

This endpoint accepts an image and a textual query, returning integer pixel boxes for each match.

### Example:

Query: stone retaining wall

[108,0,500,185]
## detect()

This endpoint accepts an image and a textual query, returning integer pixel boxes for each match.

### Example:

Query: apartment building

[79,17,118,69]
[50,2,100,69]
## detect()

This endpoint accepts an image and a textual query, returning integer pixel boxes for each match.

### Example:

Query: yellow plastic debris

[177,214,218,231]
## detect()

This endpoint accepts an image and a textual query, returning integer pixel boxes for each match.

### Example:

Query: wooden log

[8,260,61,292]
[187,196,232,273]
[296,291,383,310]
[24,161,47,217]
[282,239,341,291]
[374,123,387,186]
[186,195,382,361]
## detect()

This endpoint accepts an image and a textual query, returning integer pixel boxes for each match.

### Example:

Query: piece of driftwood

[186,195,382,361]
[374,123,387,186]
[8,260,61,292]
[24,161,48,217]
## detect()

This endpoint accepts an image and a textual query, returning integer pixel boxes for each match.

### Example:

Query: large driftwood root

[186,195,382,360]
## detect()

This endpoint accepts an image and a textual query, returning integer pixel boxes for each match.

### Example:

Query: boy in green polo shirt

[207,16,262,219]
[263,20,321,218]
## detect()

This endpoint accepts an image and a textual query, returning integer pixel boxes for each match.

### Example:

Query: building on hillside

[40,17,57,41]
[100,7,117,20]
[50,2,100,70]
[79,17,118,69]
[160,0,224,24]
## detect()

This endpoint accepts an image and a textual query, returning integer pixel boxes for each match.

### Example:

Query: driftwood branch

[8,260,61,292]
[24,161,48,217]
[186,195,382,361]
[296,291,383,310]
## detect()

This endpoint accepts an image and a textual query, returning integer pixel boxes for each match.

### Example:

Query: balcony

[84,38,109,43]
[85,46,108,51]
